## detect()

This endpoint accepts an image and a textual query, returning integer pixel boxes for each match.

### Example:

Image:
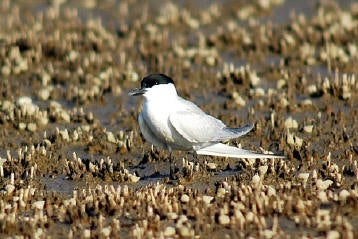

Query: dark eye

[141,79,159,88]
[141,74,174,88]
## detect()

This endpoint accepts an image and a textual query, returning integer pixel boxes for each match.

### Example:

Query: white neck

[143,84,178,102]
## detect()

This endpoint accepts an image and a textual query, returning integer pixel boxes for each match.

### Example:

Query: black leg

[169,150,173,179]
[193,151,198,165]
[168,147,178,180]
[193,151,207,174]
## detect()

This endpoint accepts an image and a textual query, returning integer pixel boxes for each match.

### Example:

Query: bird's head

[128,74,177,100]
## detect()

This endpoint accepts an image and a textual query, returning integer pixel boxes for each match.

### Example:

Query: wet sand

[0,0,357,238]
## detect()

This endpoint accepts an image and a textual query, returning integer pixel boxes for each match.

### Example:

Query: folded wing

[169,109,253,144]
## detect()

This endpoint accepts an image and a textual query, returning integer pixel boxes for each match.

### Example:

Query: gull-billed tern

[129,74,284,176]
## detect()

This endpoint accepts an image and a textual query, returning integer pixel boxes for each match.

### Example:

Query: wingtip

[224,123,254,136]
[247,123,254,131]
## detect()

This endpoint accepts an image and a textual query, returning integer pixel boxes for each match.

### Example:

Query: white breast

[139,83,195,151]
[141,99,173,142]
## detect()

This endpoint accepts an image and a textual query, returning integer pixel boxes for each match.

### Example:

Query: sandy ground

[0,0,357,238]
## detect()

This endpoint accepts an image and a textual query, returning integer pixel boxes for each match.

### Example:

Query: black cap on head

[141,74,174,89]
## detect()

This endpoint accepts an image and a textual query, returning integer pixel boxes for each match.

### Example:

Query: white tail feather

[196,143,285,159]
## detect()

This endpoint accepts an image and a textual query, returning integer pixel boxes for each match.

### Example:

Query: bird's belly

[141,105,192,151]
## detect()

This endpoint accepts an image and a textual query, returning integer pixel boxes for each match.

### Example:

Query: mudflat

[0,0,357,238]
